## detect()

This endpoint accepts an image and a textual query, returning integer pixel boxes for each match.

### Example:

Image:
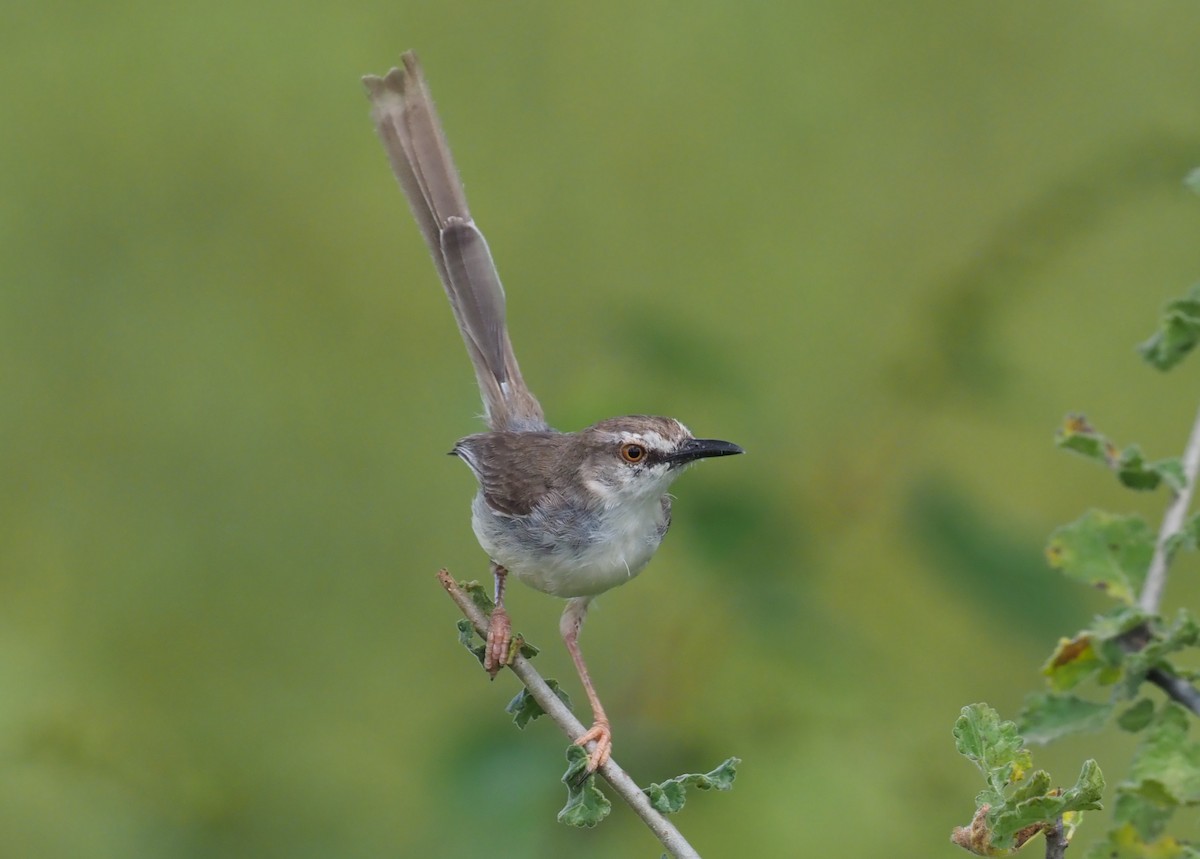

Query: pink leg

[561,597,611,772]
[484,562,512,678]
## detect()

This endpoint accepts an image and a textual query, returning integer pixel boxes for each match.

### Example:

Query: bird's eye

[620,443,646,464]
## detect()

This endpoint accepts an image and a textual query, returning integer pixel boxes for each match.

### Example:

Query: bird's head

[577,416,743,503]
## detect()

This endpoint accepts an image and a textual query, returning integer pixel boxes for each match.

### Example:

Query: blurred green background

[5,2,1200,856]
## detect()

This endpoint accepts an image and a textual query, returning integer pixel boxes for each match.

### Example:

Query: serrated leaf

[643,757,739,814]
[1066,759,1106,806]
[1124,703,1200,806]
[510,635,540,660]
[459,580,495,613]
[1045,511,1154,604]
[647,779,688,815]
[1118,700,1157,733]
[455,617,487,665]
[954,704,1033,801]
[1007,769,1053,805]
[1113,791,1175,843]
[1018,692,1112,744]
[1057,414,1118,464]
[1117,448,1185,493]
[1117,456,1163,490]
[1041,608,1150,692]
[953,706,1105,856]
[1118,611,1200,698]
[558,744,611,827]
[1041,634,1105,691]
[504,680,572,730]
[989,760,1104,851]
[1054,417,1183,492]
[1139,284,1200,371]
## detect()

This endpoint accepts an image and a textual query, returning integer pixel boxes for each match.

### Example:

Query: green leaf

[455,618,486,665]
[954,704,1033,804]
[1150,459,1185,492]
[1045,511,1154,605]
[953,705,1105,855]
[1120,611,1200,698]
[1139,283,1200,371]
[1007,768,1053,806]
[1117,448,1185,493]
[1085,822,1200,859]
[1033,608,1200,705]
[1115,446,1159,490]
[1056,414,1118,464]
[1040,634,1107,691]
[1089,605,1153,640]
[1112,791,1175,843]
[990,759,1104,850]
[459,580,495,613]
[1124,703,1200,807]
[1054,416,1184,492]
[643,757,739,815]
[558,744,611,827]
[1039,607,1150,692]
[504,680,572,730]
[511,636,540,660]
[1018,692,1112,744]
[1118,700,1157,733]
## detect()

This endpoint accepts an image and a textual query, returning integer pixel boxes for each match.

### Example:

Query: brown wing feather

[452,432,579,516]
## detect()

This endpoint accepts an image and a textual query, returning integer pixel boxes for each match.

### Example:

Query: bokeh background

[5,2,1200,856]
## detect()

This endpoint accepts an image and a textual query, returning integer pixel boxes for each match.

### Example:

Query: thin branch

[1121,401,1200,717]
[1043,817,1066,859]
[1148,667,1200,717]
[437,569,702,859]
[1139,401,1200,614]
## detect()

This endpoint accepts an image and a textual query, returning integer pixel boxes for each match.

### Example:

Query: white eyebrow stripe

[617,430,671,449]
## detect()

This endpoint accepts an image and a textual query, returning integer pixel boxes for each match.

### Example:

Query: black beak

[667,438,745,465]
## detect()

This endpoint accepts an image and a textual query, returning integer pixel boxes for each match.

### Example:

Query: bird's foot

[574,718,612,773]
[484,606,512,678]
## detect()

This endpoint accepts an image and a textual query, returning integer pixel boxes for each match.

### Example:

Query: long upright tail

[363,53,546,432]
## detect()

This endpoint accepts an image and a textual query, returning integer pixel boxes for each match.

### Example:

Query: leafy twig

[1139,402,1200,614]
[436,569,702,859]
[950,704,1103,856]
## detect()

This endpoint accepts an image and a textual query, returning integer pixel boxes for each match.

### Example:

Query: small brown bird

[363,53,742,772]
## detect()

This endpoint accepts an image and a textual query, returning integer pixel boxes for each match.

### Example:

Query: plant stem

[1043,817,1066,859]
[1139,401,1200,614]
[437,569,702,859]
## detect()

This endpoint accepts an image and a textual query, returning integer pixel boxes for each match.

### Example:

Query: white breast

[471,491,669,598]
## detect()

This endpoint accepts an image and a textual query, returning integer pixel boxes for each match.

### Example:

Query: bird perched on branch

[363,52,743,773]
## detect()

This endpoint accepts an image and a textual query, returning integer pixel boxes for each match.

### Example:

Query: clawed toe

[574,720,612,772]
[484,607,512,677]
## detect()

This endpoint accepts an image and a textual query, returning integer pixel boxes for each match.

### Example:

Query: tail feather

[364,53,546,432]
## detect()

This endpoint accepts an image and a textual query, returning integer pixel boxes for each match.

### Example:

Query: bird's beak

[667,438,744,465]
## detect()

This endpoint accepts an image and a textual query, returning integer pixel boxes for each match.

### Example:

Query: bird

[363,52,743,773]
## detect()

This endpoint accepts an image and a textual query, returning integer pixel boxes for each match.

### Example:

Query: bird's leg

[484,562,512,678]
[560,597,611,772]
